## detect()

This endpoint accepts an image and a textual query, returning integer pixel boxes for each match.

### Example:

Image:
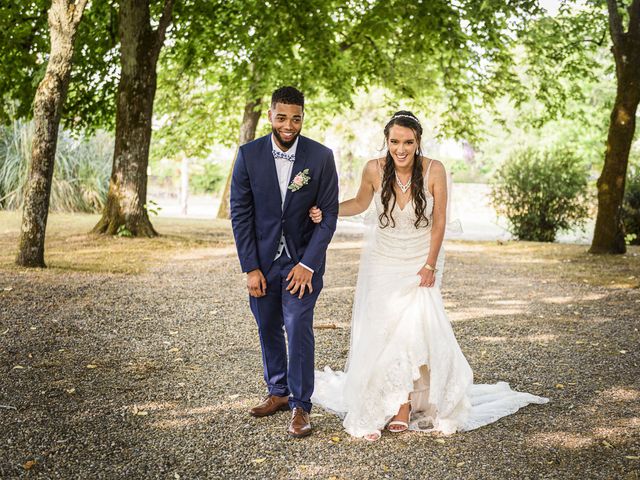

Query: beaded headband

[390,114,421,125]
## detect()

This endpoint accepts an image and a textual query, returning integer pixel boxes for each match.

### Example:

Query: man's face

[268,102,304,150]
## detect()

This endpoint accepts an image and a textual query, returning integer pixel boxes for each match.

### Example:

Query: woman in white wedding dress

[309,111,548,441]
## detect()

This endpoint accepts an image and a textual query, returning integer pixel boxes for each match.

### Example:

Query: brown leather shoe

[288,407,312,438]
[249,395,290,417]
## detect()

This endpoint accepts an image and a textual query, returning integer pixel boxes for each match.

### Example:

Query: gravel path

[1,233,639,479]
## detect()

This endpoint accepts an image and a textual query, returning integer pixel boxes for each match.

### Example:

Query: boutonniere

[288,168,311,192]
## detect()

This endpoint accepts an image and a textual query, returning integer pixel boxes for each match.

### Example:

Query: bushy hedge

[623,164,640,245]
[490,146,590,242]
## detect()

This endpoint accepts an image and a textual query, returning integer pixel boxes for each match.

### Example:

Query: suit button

[282,219,286,224]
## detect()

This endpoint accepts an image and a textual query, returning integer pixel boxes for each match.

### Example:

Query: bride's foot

[387,401,411,433]
[364,432,381,442]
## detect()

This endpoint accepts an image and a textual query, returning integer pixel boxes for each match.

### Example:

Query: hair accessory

[391,114,421,125]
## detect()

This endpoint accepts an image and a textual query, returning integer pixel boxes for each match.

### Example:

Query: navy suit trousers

[249,253,322,413]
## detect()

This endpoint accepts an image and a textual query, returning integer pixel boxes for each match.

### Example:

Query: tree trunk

[590,1,640,254]
[216,97,262,219]
[15,0,88,268]
[92,0,174,236]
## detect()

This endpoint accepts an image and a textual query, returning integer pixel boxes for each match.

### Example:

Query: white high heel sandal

[386,402,411,433]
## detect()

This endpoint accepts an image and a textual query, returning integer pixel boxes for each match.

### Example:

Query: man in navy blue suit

[230,86,339,438]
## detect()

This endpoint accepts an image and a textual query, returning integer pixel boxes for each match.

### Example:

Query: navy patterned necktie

[272,149,295,162]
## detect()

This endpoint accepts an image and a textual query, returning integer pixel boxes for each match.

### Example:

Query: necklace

[395,172,412,193]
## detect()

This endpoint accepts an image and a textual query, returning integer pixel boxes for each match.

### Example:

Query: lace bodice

[371,160,437,267]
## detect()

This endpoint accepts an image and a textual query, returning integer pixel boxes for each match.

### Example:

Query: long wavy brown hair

[378,111,430,229]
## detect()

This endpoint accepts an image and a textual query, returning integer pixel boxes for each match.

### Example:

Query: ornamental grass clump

[0,120,111,212]
[490,146,590,242]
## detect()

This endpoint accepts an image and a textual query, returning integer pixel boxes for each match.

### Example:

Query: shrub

[623,163,640,245]
[490,146,590,242]
[190,162,226,194]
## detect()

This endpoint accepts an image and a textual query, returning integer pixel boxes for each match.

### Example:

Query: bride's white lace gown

[312,161,548,438]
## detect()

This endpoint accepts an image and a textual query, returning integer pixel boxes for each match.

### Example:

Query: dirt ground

[0,213,639,479]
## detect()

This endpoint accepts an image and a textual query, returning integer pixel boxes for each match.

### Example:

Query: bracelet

[424,263,438,273]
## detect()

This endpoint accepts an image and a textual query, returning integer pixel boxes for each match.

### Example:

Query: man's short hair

[271,86,304,110]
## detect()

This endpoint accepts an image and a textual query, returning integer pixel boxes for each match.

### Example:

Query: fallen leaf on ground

[555,383,565,389]
[602,440,614,449]
[13,365,25,370]
[331,436,341,443]
[1,328,9,335]
[132,405,148,416]
[168,347,180,353]
[434,438,446,444]
[3,287,13,292]
[315,324,338,329]
[456,462,465,467]
[624,455,639,460]
[23,460,36,470]
[310,413,323,418]
[86,364,98,369]
[252,457,266,464]
[65,388,76,395]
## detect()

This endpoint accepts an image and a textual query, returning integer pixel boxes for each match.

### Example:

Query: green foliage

[490,146,590,242]
[190,163,226,194]
[144,199,162,217]
[519,2,609,126]
[116,225,133,237]
[0,1,50,123]
[0,120,112,212]
[623,161,640,246]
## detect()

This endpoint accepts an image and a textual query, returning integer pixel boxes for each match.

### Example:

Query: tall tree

[163,0,356,219]
[15,0,89,268]
[521,0,639,253]
[92,0,174,236]
[172,0,541,219]
[590,0,640,253]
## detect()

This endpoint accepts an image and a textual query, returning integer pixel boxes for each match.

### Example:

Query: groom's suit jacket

[230,134,339,277]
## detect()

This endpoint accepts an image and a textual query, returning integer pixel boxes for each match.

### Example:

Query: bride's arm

[417,160,447,287]
[425,161,447,266]
[338,160,377,217]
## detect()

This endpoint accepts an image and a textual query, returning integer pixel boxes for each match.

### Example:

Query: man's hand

[286,263,314,299]
[247,269,267,297]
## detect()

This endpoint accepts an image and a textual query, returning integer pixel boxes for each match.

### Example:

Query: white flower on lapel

[288,168,311,192]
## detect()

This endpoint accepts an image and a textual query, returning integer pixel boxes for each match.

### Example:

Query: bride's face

[387,125,418,168]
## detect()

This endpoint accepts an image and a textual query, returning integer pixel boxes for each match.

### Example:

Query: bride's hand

[309,206,322,223]
[417,267,436,288]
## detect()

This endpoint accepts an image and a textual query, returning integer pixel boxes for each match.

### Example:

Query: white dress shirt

[271,135,313,273]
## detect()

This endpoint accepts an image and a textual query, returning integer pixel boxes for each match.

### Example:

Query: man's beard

[272,127,300,149]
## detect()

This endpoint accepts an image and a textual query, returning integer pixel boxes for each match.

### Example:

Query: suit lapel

[256,135,282,210]
[282,136,310,215]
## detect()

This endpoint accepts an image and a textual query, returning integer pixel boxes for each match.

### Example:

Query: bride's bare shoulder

[363,158,384,177]
[423,157,446,176]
